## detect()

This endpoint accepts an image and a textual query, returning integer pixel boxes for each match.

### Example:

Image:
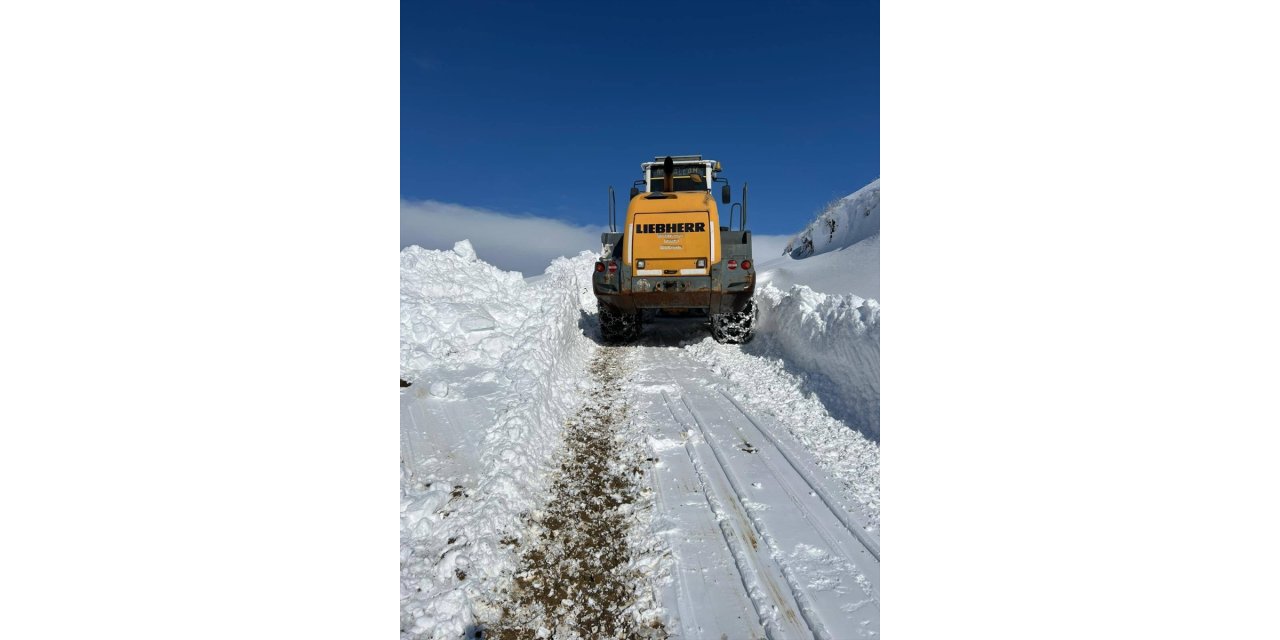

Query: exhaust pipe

[608,185,616,232]
[663,155,674,192]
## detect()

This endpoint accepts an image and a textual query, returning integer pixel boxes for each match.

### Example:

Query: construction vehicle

[593,155,756,344]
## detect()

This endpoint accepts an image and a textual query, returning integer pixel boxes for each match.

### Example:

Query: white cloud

[401,199,798,276]
[401,200,606,276]
[752,233,794,261]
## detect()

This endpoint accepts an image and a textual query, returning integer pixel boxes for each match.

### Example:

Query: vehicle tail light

[594,262,604,273]
[741,259,752,270]
[727,259,738,270]
[696,258,706,268]
[607,261,618,274]
[636,260,646,269]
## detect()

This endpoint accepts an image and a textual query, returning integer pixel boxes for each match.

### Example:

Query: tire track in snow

[662,390,812,639]
[644,450,704,639]
[717,391,880,561]
[682,337,880,530]
[636,379,766,639]
[677,384,879,638]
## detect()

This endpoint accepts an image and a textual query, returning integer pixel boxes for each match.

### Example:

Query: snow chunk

[458,313,496,333]
[452,239,477,260]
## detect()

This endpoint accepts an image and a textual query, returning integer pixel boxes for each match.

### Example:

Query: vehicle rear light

[696,258,706,268]
[727,259,738,270]
[636,260,646,269]
[594,261,604,273]
[741,259,752,270]
[607,261,618,274]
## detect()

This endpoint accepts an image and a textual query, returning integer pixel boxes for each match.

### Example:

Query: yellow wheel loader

[593,155,756,344]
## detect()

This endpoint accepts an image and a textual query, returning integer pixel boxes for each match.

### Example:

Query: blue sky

[402,0,878,264]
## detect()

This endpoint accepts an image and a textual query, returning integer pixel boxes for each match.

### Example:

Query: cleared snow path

[401,246,879,638]
[488,347,666,639]
[628,318,881,639]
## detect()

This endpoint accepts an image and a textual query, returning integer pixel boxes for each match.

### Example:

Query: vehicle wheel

[711,300,757,344]
[599,305,640,344]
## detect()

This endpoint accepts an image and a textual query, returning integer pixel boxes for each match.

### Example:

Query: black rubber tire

[711,299,757,344]
[599,305,641,344]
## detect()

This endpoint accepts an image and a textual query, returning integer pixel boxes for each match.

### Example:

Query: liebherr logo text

[635,222,706,234]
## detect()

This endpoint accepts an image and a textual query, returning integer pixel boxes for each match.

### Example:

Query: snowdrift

[400,241,597,638]
[752,284,880,439]
[751,178,881,436]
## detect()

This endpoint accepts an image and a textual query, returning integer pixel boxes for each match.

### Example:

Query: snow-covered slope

[758,178,880,299]
[746,178,881,437]
[786,179,880,258]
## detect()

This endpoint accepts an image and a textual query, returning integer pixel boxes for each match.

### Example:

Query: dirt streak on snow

[490,347,666,639]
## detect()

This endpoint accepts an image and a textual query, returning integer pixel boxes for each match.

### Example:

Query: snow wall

[752,284,880,440]
[399,241,598,638]
[758,178,880,438]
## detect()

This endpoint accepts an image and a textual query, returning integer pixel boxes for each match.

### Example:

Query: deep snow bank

[751,284,880,440]
[749,179,880,436]
[399,242,598,638]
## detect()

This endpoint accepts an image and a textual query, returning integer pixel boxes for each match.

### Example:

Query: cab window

[648,165,708,192]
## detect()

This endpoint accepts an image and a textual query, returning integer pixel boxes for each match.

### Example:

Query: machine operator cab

[629,155,730,202]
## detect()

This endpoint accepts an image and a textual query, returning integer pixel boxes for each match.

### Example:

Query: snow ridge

[752,178,881,437]
[752,284,880,440]
[400,242,599,639]
[783,178,880,259]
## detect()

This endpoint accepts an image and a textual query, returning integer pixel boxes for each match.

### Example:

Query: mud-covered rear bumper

[594,273,753,314]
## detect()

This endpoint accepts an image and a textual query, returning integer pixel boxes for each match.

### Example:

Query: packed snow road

[489,317,881,639]
[400,241,880,639]
[620,318,880,639]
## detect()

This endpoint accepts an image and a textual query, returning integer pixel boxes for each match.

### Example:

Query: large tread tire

[711,299,757,344]
[599,306,641,344]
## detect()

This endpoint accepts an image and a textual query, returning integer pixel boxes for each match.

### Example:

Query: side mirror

[721,184,731,204]
[630,186,639,199]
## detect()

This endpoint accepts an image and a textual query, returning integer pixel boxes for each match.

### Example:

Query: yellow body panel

[624,191,721,270]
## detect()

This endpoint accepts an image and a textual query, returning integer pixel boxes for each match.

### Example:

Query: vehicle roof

[640,157,716,171]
